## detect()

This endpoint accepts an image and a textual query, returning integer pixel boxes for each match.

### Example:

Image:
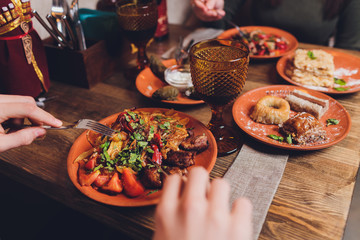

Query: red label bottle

[154,0,169,41]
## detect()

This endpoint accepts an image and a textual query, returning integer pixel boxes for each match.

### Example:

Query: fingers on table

[0,127,46,152]
[230,198,253,240]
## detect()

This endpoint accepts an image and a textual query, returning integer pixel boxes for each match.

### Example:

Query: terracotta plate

[218,26,298,59]
[135,59,204,105]
[232,85,351,150]
[67,108,217,207]
[277,49,360,94]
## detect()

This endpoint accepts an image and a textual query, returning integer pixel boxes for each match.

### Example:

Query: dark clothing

[204,0,360,50]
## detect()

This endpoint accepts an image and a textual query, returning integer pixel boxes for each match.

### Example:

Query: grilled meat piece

[165,150,195,168]
[180,135,209,152]
[279,112,326,144]
[141,166,163,189]
[164,166,188,176]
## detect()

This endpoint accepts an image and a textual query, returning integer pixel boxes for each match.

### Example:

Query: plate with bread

[232,85,351,150]
[277,49,360,94]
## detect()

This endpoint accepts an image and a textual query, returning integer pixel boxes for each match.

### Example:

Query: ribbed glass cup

[190,39,249,156]
[116,0,158,70]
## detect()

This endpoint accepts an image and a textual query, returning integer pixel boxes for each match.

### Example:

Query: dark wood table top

[1,25,359,240]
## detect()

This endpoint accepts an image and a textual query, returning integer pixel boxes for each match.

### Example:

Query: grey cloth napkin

[224,143,289,240]
[161,28,224,59]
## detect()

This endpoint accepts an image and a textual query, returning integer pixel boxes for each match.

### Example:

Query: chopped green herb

[146,189,159,196]
[127,111,137,120]
[129,153,139,163]
[334,77,346,86]
[267,134,284,142]
[147,125,155,141]
[159,121,170,130]
[176,124,183,128]
[154,115,163,122]
[100,141,110,151]
[103,150,111,162]
[133,132,144,141]
[334,87,349,91]
[286,134,292,144]
[326,118,340,126]
[139,119,145,125]
[137,141,148,148]
[130,122,138,130]
[93,164,103,171]
[307,50,316,60]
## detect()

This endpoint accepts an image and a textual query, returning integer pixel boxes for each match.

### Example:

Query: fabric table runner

[224,143,289,239]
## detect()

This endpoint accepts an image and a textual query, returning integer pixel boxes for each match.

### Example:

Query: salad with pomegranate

[74,109,209,198]
[232,29,288,56]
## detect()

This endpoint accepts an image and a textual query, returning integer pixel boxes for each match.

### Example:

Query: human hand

[153,167,252,240]
[191,0,225,22]
[0,95,62,152]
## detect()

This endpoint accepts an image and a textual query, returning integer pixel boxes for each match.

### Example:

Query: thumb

[0,127,46,152]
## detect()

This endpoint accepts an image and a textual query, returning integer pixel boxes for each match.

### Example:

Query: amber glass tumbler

[116,0,158,70]
[190,39,249,156]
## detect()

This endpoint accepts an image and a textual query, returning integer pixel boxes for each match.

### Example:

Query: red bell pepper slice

[151,144,162,165]
[153,133,163,148]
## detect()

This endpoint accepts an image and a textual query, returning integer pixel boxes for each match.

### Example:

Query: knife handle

[61,15,77,50]
[32,9,67,48]
[46,14,73,49]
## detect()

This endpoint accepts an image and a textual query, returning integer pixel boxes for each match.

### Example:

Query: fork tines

[78,119,115,137]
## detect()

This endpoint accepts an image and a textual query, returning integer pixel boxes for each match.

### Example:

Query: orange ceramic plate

[67,108,217,207]
[277,49,360,94]
[218,26,298,59]
[232,85,351,150]
[135,59,204,105]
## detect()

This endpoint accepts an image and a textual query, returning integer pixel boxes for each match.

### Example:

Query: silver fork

[225,19,249,41]
[24,119,115,137]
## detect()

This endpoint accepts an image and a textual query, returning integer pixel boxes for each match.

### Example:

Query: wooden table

[1,25,359,240]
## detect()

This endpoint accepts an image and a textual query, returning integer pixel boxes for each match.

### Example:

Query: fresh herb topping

[333,87,349,91]
[307,50,316,60]
[147,125,155,141]
[267,134,284,142]
[159,121,170,130]
[326,118,340,126]
[146,189,159,196]
[127,111,137,120]
[286,134,292,144]
[334,77,346,85]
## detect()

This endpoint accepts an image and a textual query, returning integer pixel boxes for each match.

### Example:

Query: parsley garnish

[132,132,144,141]
[127,111,137,120]
[267,134,284,142]
[159,121,170,130]
[334,87,349,91]
[286,134,292,144]
[326,118,340,126]
[137,141,148,148]
[334,77,346,86]
[146,189,159,196]
[147,125,155,141]
[307,50,316,60]
[93,164,103,171]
